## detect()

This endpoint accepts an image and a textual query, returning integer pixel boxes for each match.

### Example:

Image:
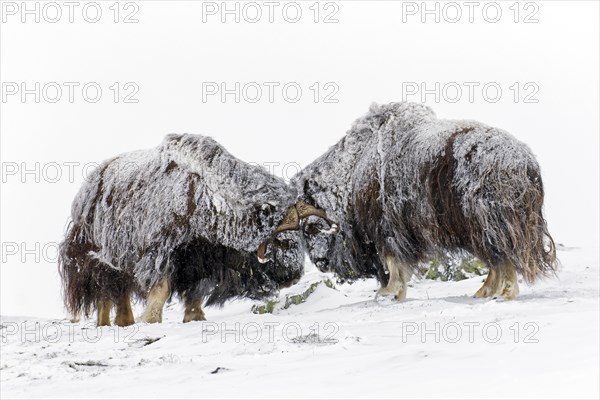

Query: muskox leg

[140,279,170,324]
[474,266,519,300]
[97,299,112,326]
[183,301,206,323]
[377,255,409,301]
[70,312,80,323]
[114,292,135,326]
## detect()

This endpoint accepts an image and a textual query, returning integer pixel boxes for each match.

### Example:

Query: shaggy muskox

[59,134,336,326]
[292,102,557,300]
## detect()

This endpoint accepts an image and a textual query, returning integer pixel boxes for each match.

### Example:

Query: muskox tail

[470,163,558,283]
[58,221,136,318]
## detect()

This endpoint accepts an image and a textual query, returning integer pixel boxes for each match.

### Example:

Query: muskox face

[257,201,338,275]
[260,231,305,288]
[301,216,336,272]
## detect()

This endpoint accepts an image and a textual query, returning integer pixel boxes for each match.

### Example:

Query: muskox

[59,133,336,326]
[292,102,557,300]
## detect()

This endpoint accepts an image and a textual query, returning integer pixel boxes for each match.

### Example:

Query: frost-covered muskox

[292,102,557,300]
[59,134,336,326]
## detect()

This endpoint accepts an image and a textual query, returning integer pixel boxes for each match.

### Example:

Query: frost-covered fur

[59,134,304,319]
[293,102,557,293]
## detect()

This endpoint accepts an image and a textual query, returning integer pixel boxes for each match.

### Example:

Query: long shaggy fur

[293,102,557,286]
[59,134,303,317]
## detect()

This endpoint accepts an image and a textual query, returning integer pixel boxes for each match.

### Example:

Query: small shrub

[419,253,487,282]
[252,279,336,314]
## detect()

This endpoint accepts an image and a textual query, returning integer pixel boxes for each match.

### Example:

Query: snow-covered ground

[1,246,598,399]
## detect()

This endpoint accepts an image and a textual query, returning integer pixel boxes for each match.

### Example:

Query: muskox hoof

[182,312,206,323]
[377,256,409,301]
[140,315,162,324]
[139,308,164,324]
[139,310,163,324]
[114,294,135,326]
[97,300,112,326]
[376,287,407,301]
[473,285,491,299]
[114,314,135,327]
[474,285,519,300]
[183,305,206,323]
[474,268,519,300]
[139,279,170,324]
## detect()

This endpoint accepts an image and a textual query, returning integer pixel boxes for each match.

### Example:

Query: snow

[2,246,598,399]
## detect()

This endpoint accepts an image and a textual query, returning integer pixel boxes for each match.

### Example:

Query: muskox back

[294,102,556,298]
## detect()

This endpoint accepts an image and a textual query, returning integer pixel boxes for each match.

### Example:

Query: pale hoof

[376,287,406,301]
[473,271,519,300]
[183,306,206,323]
[139,311,162,324]
[114,314,136,326]
[474,284,491,299]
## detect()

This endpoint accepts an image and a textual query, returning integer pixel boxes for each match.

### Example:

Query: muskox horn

[256,202,338,263]
[294,201,339,234]
[257,205,299,263]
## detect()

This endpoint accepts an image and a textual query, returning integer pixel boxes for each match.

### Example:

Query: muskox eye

[273,239,291,250]
[303,223,322,236]
[260,204,274,216]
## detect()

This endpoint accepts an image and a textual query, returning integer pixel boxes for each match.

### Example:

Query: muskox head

[298,215,339,271]
[257,201,338,274]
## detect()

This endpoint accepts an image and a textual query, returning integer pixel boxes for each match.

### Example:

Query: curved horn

[256,241,269,264]
[295,201,339,233]
[256,206,300,264]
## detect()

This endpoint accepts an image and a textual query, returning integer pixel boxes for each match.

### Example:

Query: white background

[1,0,599,318]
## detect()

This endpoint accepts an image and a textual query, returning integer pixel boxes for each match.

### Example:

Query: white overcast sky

[1,1,598,317]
